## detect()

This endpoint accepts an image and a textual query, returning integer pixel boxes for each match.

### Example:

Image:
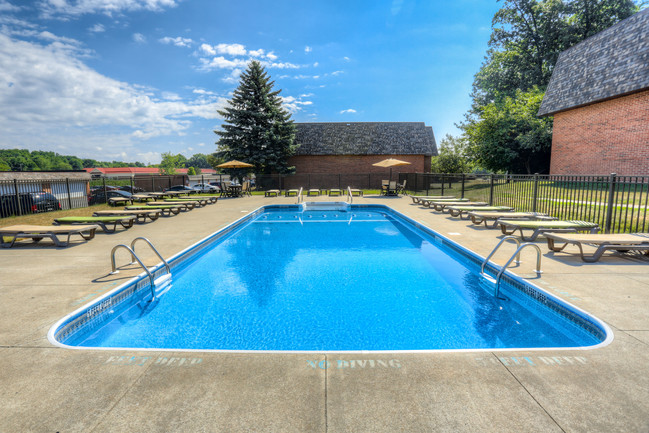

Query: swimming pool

[49,203,611,352]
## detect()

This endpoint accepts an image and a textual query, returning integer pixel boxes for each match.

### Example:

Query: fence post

[65,178,73,210]
[102,178,107,204]
[151,177,154,192]
[461,174,465,199]
[130,176,134,192]
[604,173,617,234]
[441,175,445,195]
[532,173,539,213]
[489,174,495,206]
[13,179,23,216]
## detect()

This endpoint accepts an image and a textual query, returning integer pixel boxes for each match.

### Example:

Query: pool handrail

[131,237,171,275]
[347,186,353,203]
[109,244,157,300]
[297,187,303,203]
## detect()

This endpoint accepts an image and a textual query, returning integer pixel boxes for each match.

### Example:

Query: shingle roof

[294,122,437,156]
[538,8,649,117]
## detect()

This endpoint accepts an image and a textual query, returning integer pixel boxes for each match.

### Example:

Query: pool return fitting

[109,237,172,301]
[481,235,543,300]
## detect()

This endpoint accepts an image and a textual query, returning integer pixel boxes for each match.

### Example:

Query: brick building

[538,8,649,176]
[290,122,437,174]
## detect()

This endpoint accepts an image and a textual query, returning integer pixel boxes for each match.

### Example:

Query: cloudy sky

[0,0,500,164]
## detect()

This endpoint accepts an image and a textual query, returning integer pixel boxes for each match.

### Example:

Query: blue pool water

[54,204,607,351]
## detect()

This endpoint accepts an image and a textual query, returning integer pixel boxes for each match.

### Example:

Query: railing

[401,172,649,234]
[481,237,542,300]
[347,186,353,203]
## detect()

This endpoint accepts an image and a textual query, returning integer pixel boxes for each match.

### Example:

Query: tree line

[434,0,642,174]
[0,149,217,173]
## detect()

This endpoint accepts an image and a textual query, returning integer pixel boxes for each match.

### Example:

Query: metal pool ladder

[347,186,353,203]
[296,187,303,204]
[481,235,543,300]
[109,237,172,301]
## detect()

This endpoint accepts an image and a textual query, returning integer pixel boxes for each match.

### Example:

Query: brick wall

[288,154,428,174]
[550,89,649,175]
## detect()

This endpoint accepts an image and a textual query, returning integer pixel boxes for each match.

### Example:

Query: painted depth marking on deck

[475,356,588,367]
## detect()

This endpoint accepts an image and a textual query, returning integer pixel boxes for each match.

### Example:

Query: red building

[538,9,649,176]
[291,122,437,174]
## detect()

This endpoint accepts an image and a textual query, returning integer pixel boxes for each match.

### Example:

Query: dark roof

[294,122,437,156]
[538,8,649,117]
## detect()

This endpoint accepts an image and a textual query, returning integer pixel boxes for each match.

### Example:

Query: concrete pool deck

[1,194,648,432]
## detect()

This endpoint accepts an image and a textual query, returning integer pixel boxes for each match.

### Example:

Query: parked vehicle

[209,181,223,191]
[118,185,145,193]
[193,183,219,193]
[88,190,132,205]
[0,192,61,218]
[164,185,195,193]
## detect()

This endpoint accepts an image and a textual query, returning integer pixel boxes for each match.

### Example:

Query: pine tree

[215,61,298,174]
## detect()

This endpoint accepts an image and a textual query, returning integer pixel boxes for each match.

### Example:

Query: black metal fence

[3,171,649,233]
[399,172,649,234]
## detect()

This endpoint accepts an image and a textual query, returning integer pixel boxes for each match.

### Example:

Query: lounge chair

[93,209,162,223]
[126,205,182,216]
[409,195,455,204]
[497,219,600,241]
[348,187,363,196]
[328,188,342,196]
[544,233,649,262]
[54,216,136,233]
[164,197,208,207]
[380,180,389,195]
[397,179,407,194]
[447,205,514,219]
[431,201,488,212]
[419,197,467,207]
[132,194,155,202]
[107,197,134,206]
[147,201,195,210]
[193,195,218,204]
[307,189,321,196]
[265,189,281,197]
[0,224,99,248]
[285,189,300,197]
[468,211,554,228]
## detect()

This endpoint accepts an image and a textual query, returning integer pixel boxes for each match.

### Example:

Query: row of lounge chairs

[0,193,219,248]
[409,194,649,262]
[264,187,364,197]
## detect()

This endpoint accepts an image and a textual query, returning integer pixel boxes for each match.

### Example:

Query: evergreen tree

[215,61,298,174]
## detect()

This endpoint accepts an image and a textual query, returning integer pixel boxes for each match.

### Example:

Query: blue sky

[0,0,501,164]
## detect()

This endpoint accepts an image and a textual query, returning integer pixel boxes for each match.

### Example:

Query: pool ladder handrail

[109,237,171,301]
[481,236,542,299]
[347,186,353,203]
[296,187,303,204]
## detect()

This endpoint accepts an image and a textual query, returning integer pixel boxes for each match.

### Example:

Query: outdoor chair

[307,189,321,196]
[380,180,389,195]
[0,224,99,248]
[467,211,554,228]
[386,181,398,196]
[430,201,488,212]
[328,188,342,196]
[54,216,136,233]
[93,209,162,223]
[164,197,208,207]
[446,205,514,219]
[265,189,281,197]
[497,219,600,242]
[147,201,196,210]
[126,205,182,216]
[397,179,407,194]
[409,195,455,204]
[348,188,363,196]
[544,233,649,262]
[285,189,300,197]
[419,197,467,207]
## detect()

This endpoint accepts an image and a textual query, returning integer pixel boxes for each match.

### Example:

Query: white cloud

[0,0,21,12]
[340,109,357,114]
[198,55,249,71]
[248,48,264,57]
[280,95,313,114]
[215,43,246,56]
[88,23,105,33]
[331,70,344,76]
[199,43,215,55]
[343,56,351,62]
[159,36,193,48]
[304,46,312,53]
[264,51,277,61]
[38,0,180,18]
[0,33,228,160]
[133,32,146,43]
[222,68,242,83]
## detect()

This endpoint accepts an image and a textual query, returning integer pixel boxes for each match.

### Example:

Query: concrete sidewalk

[1,195,648,432]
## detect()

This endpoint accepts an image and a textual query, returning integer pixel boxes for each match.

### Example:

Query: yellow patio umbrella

[372,158,411,180]
[216,160,254,168]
